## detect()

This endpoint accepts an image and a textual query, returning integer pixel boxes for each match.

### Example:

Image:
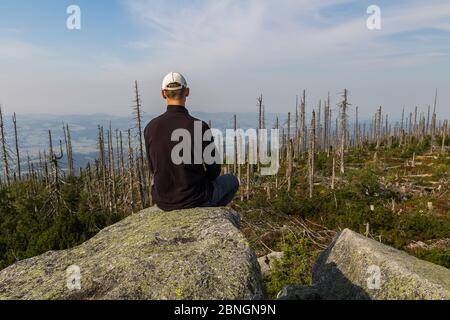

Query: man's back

[144,105,221,211]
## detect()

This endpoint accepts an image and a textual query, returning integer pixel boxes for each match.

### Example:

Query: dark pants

[202,174,240,207]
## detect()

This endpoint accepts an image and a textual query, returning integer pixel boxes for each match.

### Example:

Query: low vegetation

[233,139,449,298]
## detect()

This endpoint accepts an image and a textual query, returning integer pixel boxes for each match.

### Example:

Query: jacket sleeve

[202,121,221,181]
[144,125,154,174]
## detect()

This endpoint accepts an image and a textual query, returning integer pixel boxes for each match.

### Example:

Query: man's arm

[202,121,221,181]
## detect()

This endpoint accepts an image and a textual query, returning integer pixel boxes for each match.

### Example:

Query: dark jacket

[144,105,221,211]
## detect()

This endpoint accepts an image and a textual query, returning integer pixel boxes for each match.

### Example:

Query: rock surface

[277,285,321,300]
[257,252,284,277]
[312,229,450,300]
[0,207,265,300]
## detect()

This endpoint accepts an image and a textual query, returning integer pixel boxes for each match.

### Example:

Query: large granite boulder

[0,207,265,300]
[312,229,450,300]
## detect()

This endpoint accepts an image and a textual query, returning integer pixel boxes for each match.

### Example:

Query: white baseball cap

[162,72,188,91]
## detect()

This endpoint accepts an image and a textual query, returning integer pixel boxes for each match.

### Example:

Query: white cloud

[116,0,450,117]
[0,39,49,60]
[1,1,449,117]
[123,0,450,68]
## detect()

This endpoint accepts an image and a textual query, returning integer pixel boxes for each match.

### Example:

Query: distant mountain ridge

[0,112,284,171]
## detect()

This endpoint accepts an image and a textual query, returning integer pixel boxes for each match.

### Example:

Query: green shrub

[412,248,450,268]
[265,235,318,299]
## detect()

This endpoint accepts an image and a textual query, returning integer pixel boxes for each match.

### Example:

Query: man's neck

[166,100,185,107]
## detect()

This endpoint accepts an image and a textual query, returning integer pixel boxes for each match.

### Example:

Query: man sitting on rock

[144,72,239,211]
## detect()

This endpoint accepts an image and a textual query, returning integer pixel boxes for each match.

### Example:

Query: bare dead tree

[376,106,382,150]
[108,125,116,211]
[127,129,135,212]
[308,110,316,198]
[63,123,74,176]
[339,89,348,174]
[287,112,291,160]
[431,89,438,153]
[331,152,336,190]
[246,151,251,200]
[300,90,307,156]
[400,108,405,147]
[257,95,264,169]
[119,130,125,176]
[324,96,329,153]
[414,106,418,137]
[234,114,237,174]
[442,120,448,154]
[98,126,108,208]
[295,95,299,158]
[134,80,146,208]
[317,101,322,151]
[48,130,64,213]
[0,105,10,185]
[12,113,21,181]
[286,139,293,192]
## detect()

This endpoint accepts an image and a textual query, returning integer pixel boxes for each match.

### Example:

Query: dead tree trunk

[134,80,146,208]
[98,126,107,209]
[257,95,263,170]
[0,106,10,185]
[317,101,322,151]
[442,120,448,154]
[286,139,293,192]
[108,125,116,211]
[339,90,348,174]
[12,113,21,181]
[48,130,63,213]
[127,129,135,213]
[308,110,316,198]
[233,114,237,174]
[63,124,74,176]
[301,90,307,156]
[376,106,382,150]
[324,96,329,153]
[355,106,359,149]
[287,112,291,160]
[119,130,125,176]
[295,95,299,158]
[400,108,405,147]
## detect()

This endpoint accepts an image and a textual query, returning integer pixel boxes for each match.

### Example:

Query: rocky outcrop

[279,229,450,300]
[311,229,450,300]
[0,207,265,300]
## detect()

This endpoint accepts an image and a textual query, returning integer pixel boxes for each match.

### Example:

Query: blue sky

[0,0,449,119]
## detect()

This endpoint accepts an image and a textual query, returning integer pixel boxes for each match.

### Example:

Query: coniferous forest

[0,86,449,297]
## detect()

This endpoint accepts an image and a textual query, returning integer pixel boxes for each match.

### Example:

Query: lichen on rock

[0,207,265,300]
[312,229,450,300]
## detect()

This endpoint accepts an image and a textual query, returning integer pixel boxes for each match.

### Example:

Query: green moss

[265,235,318,299]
